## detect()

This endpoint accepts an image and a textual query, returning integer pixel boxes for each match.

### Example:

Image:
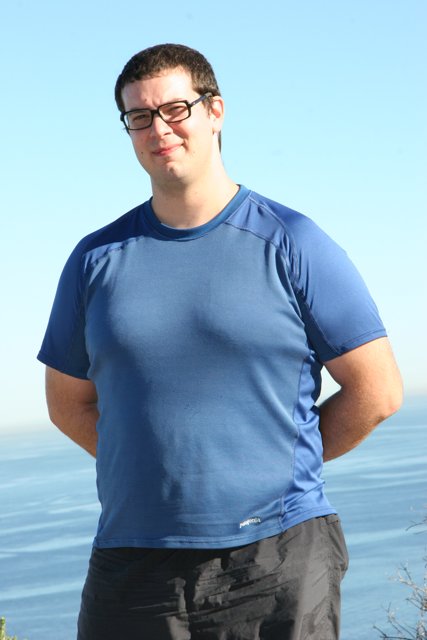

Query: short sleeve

[37,241,90,379]
[285,215,387,361]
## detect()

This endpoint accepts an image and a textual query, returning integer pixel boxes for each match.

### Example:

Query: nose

[149,113,173,136]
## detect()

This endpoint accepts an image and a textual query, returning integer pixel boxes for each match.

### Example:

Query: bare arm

[45,366,99,457]
[319,337,403,462]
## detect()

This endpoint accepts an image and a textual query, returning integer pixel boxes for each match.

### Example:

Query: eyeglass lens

[124,102,190,130]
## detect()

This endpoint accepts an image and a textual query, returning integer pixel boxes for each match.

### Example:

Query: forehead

[121,68,195,110]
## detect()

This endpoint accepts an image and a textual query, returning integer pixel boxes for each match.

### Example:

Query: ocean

[1,397,426,640]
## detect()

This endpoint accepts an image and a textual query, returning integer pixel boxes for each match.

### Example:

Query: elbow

[47,404,60,428]
[378,378,404,422]
[380,396,402,422]
[46,401,66,430]
[389,390,404,417]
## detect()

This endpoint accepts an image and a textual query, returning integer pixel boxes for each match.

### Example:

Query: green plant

[374,516,427,639]
[0,617,19,640]
[374,561,426,639]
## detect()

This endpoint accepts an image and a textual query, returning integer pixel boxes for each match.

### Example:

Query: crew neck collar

[143,185,249,240]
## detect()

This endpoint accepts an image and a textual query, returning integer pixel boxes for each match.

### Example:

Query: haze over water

[1,397,426,640]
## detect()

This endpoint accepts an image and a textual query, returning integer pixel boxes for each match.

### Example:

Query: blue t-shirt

[38,186,386,549]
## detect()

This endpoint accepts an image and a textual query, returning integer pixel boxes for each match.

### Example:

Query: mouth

[152,144,182,157]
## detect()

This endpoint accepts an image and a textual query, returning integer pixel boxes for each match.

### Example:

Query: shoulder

[62,202,146,279]
[73,203,145,264]
[228,190,346,276]
[229,189,335,252]
[52,202,147,300]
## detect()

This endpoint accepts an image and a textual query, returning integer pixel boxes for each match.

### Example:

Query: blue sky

[1,0,426,431]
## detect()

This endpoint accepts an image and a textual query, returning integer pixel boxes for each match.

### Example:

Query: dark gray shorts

[77,515,348,640]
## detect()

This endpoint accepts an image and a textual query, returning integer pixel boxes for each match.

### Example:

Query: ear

[209,96,225,134]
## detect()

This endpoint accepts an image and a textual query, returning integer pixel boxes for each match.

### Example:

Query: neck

[150,169,238,229]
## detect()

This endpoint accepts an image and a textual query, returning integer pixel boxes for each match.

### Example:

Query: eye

[128,111,151,126]
[161,103,188,119]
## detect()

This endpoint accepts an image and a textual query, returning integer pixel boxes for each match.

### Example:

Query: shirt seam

[224,210,346,356]
[225,210,385,361]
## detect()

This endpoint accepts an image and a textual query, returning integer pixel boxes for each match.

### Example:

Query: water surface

[1,398,425,639]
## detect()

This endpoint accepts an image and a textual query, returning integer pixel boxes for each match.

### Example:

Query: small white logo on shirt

[239,516,262,529]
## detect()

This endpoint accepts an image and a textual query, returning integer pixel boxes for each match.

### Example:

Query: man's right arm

[45,366,99,457]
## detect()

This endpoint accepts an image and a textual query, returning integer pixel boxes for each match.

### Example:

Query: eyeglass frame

[120,92,213,131]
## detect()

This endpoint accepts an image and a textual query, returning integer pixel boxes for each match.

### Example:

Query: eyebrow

[129,97,190,110]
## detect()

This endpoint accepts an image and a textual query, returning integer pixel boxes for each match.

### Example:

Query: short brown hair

[114,43,221,113]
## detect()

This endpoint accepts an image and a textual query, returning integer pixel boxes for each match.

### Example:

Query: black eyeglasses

[120,93,213,131]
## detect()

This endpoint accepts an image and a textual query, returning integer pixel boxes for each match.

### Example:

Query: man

[38,44,403,639]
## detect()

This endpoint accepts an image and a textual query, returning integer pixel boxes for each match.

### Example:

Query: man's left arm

[320,337,403,462]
